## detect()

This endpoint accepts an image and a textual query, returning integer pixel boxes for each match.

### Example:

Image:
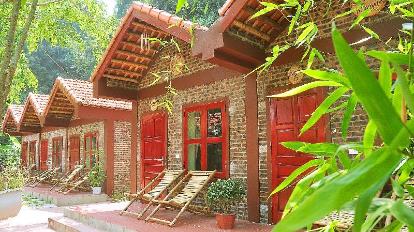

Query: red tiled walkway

[65,202,273,232]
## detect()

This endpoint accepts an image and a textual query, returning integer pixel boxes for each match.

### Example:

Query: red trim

[83,132,99,170]
[183,100,229,179]
[40,139,48,171]
[130,101,138,193]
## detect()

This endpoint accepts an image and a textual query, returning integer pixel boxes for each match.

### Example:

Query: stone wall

[41,128,66,171]
[22,133,40,169]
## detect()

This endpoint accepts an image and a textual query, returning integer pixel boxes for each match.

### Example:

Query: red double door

[270,89,326,223]
[141,113,167,187]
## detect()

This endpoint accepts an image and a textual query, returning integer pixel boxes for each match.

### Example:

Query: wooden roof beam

[131,21,169,37]
[232,20,271,42]
[243,7,282,31]
[116,49,153,62]
[106,68,142,78]
[120,41,157,55]
[103,74,140,84]
[111,59,148,70]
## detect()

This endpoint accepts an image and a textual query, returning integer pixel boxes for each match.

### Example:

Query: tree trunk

[0,0,21,113]
[1,0,39,113]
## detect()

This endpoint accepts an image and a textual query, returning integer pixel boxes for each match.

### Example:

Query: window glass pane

[187,112,201,139]
[188,144,201,171]
[207,108,222,137]
[207,143,222,172]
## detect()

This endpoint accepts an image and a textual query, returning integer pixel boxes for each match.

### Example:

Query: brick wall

[138,41,216,90]
[113,121,132,193]
[137,69,249,219]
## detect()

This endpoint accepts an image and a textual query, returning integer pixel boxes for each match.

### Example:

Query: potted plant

[88,163,106,195]
[0,165,24,219]
[206,179,246,229]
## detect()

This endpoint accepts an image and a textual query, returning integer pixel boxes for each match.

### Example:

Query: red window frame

[52,137,63,169]
[84,132,98,169]
[183,100,229,178]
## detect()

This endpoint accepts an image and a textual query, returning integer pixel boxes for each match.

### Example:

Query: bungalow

[89,0,400,224]
[1,77,135,195]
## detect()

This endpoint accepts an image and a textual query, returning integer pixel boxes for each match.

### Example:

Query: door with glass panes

[183,101,228,178]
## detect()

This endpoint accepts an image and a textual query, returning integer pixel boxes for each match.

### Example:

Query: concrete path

[0,205,63,232]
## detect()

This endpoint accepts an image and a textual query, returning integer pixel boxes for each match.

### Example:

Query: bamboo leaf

[363,120,377,156]
[269,81,342,98]
[389,200,414,227]
[300,87,349,134]
[176,0,187,13]
[332,27,403,145]
[270,159,324,196]
[302,69,350,87]
[379,60,392,98]
[282,141,342,156]
[341,93,358,139]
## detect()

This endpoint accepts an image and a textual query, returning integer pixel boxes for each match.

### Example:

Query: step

[48,216,103,232]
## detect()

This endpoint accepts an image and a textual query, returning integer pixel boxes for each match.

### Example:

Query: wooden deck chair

[25,164,38,184]
[29,167,61,187]
[120,169,185,218]
[60,173,90,195]
[50,165,84,191]
[145,171,216,227]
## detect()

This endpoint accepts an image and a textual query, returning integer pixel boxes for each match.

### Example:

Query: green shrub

[0,165,24,192]
[88,163,106,187]
[206,179,246,214]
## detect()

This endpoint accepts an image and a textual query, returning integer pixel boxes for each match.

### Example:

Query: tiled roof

[9,105,24,123]
[132,1,208,31]
[57,77,132,110]
[30,93,49,115]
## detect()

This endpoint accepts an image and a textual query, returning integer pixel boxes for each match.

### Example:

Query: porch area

[24,185,109,207]
[48,202,272,232]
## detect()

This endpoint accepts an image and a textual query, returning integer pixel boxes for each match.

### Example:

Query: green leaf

[394,63,414,114]
[250,2,278,19]
[273,147,403,232]
[176,0,187,13]
[282,141,342,156]
[288,4,302,35]
[270,159,324,196]
[367,51,413,66]
[332,27,403,145]
[269,81,342,98]
[300,87,348,134]
[379,60,392,98]
[341,93,357,139]
[361,25,379,39]
[389,200,414,226]
[302,69,350,87]
[363,120,377,156]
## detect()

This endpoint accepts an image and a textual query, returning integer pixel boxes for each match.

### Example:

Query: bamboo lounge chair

[49,165,84,191]
[60,173,90,195]
[29,167,61,187]
[120,169,185,218]
[145,170,216,227]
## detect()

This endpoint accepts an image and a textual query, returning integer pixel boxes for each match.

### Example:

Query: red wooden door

[40,140,48,171]
[52,137,63,170]
[270,89,326,223]
[141,112,167,187]
[69,136,80,170]
[29,141,37,168]
[21,142,28,167]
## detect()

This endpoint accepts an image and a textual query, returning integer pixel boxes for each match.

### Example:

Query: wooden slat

[106,68,142,78]
[111,59,148,70]
[243,7,282,30]
[120,41,158,54]
[131,21,169,37]
[103,74,140,84]
[115,49,152,62]
[232,20,271,42]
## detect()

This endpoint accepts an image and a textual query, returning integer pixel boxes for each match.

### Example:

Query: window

[52,137,63,169]
[183,101,228,178]
[84,133,98,169]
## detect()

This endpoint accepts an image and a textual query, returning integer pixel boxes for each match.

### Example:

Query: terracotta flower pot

[0,189,22,220]
[216,213,236,229]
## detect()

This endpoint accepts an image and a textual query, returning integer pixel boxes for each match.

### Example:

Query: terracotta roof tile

[218,0,235,16]
[9,105,24,123]
[57,77,132,111]
[132,2,208,31]
[30,93,49,115]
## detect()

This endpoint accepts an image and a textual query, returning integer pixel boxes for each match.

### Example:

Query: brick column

[104,119,115,195]
[130,101,138,193]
